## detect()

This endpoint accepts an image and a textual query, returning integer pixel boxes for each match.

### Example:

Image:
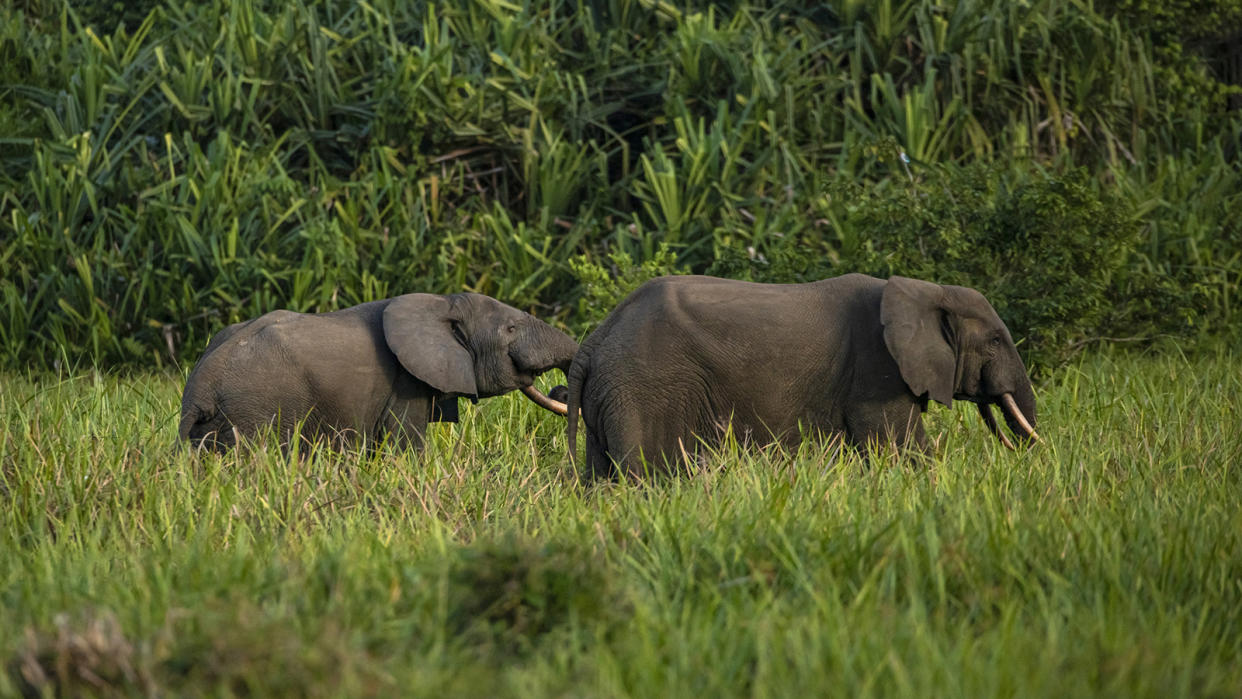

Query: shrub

[712,162,1198,372]
[0,0,1239,370]
[569,243,688,332]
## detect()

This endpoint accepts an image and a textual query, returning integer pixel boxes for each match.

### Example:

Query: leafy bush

[850,165,1139,367]
[1094,0,1242,43]
[0,0,1239,369]
[569,243,687,331]
[712,161,1209,371]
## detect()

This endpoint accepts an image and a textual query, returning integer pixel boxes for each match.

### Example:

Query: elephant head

[382,292,576,413]
[880,276,1038,449]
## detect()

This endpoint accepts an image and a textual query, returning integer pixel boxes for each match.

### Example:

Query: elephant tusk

[977,402,1016,451]
[521,384,569,416]
[1000,392,1040,442]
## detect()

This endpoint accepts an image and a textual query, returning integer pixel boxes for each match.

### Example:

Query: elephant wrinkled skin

[180,292,577,451]
[566,274,1037,478]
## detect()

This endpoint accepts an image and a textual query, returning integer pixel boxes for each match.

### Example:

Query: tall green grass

[2,349,1239,696]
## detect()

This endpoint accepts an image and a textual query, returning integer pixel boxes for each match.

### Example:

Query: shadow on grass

[445,535,624,655]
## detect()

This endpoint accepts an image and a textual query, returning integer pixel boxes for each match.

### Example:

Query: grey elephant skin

[566,274,1038,478]
[180,292,578,451]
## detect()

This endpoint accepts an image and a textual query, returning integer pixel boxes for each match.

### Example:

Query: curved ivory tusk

[520,384,569,416]
[977,402,1016,451]
[1000,392,1040,442]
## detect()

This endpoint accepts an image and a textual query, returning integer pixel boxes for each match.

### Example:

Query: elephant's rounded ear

[382,294,478,398]
[880,276,955,407]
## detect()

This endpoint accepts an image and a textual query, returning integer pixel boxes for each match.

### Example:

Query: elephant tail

[565,343,590,466]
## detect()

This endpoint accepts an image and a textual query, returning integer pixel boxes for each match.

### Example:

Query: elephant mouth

[975,393,1039,450]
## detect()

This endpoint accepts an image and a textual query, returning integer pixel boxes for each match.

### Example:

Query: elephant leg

[183,413,238,453]
[846,399,928,455]
[591,405,672,480]
[602,428,650,481]
[380,399,431,451]
[626,416,694,478]
[285,414,333,454]
[583,429,616,481]
[376,376,436,451]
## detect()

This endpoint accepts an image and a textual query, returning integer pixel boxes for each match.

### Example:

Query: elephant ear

[382,294,478,398]
[880,276,955,407]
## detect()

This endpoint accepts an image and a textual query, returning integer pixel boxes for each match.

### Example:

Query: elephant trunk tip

[976,402,1017,451]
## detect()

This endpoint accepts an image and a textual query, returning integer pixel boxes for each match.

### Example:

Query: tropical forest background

[2,0,1241,372]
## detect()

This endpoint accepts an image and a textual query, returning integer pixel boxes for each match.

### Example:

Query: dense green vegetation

[2,0,1239,371]
[3,350,1240,696]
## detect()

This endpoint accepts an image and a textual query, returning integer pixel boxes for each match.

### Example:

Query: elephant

[566,273,1038,478]
[179,292,577,452]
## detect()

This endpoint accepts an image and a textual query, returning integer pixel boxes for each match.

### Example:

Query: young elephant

[567,274,1038,478]
[180,292,577,451]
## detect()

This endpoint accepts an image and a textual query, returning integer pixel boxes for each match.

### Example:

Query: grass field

[2,347,1240,697]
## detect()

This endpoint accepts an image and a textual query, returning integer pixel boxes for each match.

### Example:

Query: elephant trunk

[510,319,571,372]
[977,403,1016,450]
[514,320,579,415]
[977,346,1038,448]
[976,390,1037,448]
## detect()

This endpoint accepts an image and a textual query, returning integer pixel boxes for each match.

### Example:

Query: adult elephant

[567,274,1038,478]
[179,292,576,451]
